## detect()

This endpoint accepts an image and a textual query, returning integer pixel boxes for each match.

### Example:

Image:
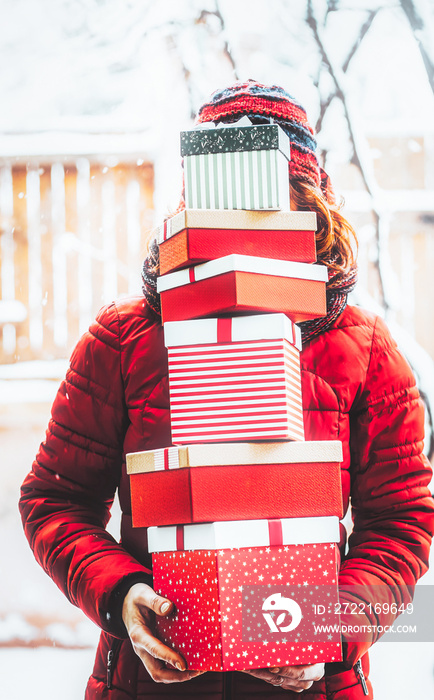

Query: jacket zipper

[223,671,232,700]
[107,638,122,690]
[354,659,369,696]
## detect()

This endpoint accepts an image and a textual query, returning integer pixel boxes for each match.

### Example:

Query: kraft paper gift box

[126,440,344,527]
[181,119,291,211]
[163,314,304,444]
[157,210,317,275]
[148,518,342,671]
[157,255,328,324]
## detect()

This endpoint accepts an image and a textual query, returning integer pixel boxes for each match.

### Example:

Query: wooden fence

[0,159,154,363]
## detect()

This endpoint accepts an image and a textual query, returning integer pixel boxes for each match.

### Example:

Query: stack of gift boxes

[127,118,343,672]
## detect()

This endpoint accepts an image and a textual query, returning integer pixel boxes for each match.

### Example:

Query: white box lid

[157,254,328,293]
[163,313,302,350]
[148,516,340,552]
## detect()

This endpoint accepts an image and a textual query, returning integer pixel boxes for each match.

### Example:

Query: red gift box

[149,518,342,671]
[126,440,343,527]
[164,314,303,444]
[156,254,328,324]
[159,226,317,275]
[157,210,317,275]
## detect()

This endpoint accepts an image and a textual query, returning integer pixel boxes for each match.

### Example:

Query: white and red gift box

[157,209,317,275]
[157,254,328,323]
[164,314,304,444]
[126,440,344,527]
[149,518,342,671]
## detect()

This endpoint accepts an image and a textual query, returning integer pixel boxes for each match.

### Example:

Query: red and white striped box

[149,518,342,671]
[164,314,304,444]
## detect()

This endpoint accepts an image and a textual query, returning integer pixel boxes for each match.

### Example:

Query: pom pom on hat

[195,79,322,193]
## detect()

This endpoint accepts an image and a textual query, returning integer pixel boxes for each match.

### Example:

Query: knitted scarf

[141,238,357,345]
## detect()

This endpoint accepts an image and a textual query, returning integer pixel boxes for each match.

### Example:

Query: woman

[20,81,434,698]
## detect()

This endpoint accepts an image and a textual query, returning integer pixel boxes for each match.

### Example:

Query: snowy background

[1,1,434,698]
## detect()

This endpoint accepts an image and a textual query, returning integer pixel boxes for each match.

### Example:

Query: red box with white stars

[152,536,342,671]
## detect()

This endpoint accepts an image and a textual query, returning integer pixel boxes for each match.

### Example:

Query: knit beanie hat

[195,80,333,202]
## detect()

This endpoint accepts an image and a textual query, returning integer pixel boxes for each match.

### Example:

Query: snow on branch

[315,8,379,133]
[306,0,394,312]
[400,0,434,95]
[196,1,239,80]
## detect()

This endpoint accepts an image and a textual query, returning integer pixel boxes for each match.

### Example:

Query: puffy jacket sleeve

[339,315,434,665]
[19,302,152,638]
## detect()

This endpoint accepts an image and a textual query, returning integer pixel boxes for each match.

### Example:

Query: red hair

[290,180,357,275]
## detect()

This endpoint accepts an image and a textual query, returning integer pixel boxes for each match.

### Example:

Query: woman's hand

[122,582,205,683]
[242,663,325,692]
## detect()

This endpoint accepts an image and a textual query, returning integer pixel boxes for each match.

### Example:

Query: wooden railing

[0,160,154,363]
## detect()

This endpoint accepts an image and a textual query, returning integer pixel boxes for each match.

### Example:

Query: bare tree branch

[326,0,340,22]
[151,3,240,123]
[342,10,378,73]
[165,33,196,120]
[307,4,376,195]
[316,9,378,133]
[307,0,392,310]
[196,1,239,80]
[400,0,434,95]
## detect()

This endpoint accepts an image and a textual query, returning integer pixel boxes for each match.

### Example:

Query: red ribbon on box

[268,519,283,546]
[217,318,232,343]
[174,520,283,551]
[215,316,298,346]
[176,525,184,551]
[163,450,170,470]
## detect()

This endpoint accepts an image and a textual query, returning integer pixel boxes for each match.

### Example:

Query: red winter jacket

[20,296,434,699]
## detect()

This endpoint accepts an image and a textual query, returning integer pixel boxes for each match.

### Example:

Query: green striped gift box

[184,149,290,211]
